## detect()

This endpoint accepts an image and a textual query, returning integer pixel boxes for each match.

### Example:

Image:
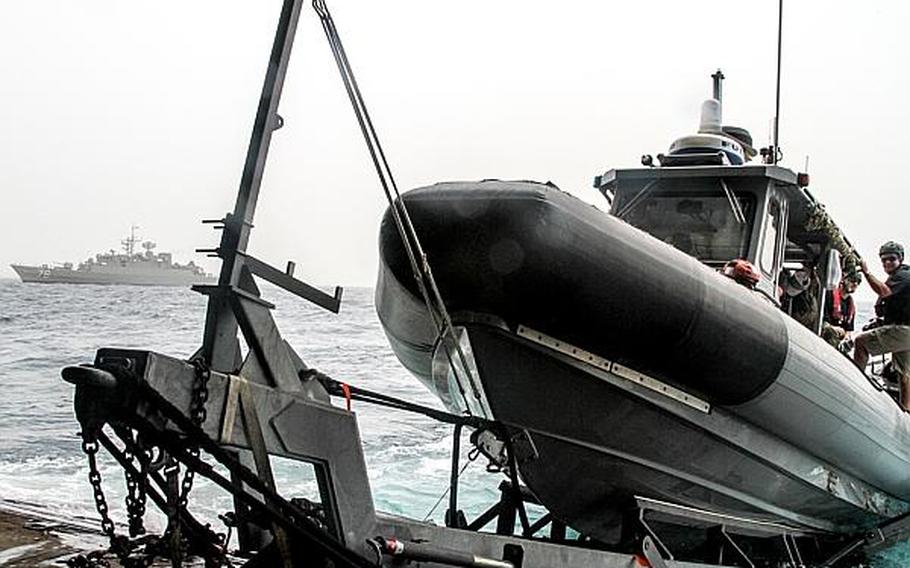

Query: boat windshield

[623,193,755,263]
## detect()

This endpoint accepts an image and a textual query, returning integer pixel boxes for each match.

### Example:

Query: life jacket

[830,287,855,326]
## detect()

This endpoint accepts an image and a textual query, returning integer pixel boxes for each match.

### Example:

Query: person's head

[781,268,810,297]
[841,271,861,295]
[879,241,905,274]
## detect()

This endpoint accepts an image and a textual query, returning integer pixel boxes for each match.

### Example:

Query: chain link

[83,436,117,539]
[77,360,213,567]
[122,429,149,537]
[82,435,139,566]
[178,361,211,508]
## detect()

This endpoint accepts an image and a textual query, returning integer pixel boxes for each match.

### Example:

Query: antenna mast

[712,69,724,103]
[122,225,139,256]
[773,0,783,164]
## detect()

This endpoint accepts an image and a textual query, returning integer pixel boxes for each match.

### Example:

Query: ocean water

[0,279,907,566]
[0,281,501,538]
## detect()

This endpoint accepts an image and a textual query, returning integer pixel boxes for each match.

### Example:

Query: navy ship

[375,74,910,543]
[11,227,214,287]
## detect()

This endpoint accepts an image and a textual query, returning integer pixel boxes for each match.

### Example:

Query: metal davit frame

[196,0,341,373]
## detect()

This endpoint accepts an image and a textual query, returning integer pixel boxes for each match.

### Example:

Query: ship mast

[121,225,140,256]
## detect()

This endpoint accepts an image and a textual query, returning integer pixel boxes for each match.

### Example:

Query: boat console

[595,81,853,338]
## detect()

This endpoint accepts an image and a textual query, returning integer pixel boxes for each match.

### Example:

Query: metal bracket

[720,178,747,224]
[718,526,754,568]
[237,379,294,567]
[782,533,804,567]
[641,535,669,568]
[639,510,674,563]
[237,251,342,313]
[615,179,660,219]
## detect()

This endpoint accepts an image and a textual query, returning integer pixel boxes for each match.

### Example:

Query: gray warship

[11,227,215,287]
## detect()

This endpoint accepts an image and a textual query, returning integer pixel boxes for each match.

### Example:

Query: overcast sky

[2,1,908,291]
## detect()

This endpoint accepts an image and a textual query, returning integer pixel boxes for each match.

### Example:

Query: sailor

[853,241,910,410]
[821,270,861,346]
[779,266,819,331]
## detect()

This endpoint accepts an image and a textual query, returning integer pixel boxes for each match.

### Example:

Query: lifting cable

[422,454,477,522]
[304,369,495,431]
[312,0,482,414]
[309,369,536,528]
[306,369,509,527]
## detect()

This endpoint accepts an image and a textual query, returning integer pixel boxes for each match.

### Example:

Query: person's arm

[861,260,892,298]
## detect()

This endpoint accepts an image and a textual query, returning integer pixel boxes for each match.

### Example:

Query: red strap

[832,287,843,321]
[341,382,352,412]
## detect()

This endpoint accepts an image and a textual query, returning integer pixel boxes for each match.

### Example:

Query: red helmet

[723,259,760,288]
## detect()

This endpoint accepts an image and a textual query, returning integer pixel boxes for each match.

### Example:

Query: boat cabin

[594,71,859,337]
[595,163,856,337]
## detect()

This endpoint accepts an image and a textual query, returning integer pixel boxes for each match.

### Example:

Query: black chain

[123,430,149,537]
[163,457,185,567]
[82,435,135,566]
[179,361,210,507]
[163,360,211,565]
[84,436,117,539]
[135,384,372,566]
[77,360,212,567]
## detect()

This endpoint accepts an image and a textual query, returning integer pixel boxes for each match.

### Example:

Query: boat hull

[375,180,910,538]
[463,323,896,538]
[10,264,214,287]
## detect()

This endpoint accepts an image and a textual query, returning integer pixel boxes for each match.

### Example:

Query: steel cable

[312,0,484,414]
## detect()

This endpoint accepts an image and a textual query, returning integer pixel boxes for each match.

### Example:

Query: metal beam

[239,251,343,313]
[201,0,305,368]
